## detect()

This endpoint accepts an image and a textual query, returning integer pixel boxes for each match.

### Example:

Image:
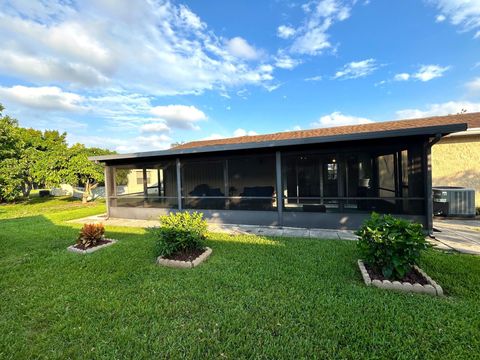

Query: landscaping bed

[67,238,117,254]
[157,247,212,268]
[358,260,444,296]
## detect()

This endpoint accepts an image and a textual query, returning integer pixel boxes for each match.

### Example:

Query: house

[90,112,480,233]
[431,118,480,205]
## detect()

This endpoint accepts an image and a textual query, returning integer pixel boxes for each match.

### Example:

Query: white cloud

[465,77,480,92]
[140,122,170,133]
[311,111,373,127]
[277,25,296,39]
[233,128,258,137]
[201,128,258,141]
[436,14,446,22]
[226,37,261,60]
[150,105,207,130]
[135,134,173,150]
[305,75,323,81]
[334,59,377,79]
[428,0,480,37]
[0,85,84,111]
[396,101,480,119]
[274,54,301,69]
[392,65,449,82]
[178,4,204,30]
[290,0,353,55]
[0,50,108,86]
[200,133,225,141]
[0,1,274,95]
[394,73,410,81]
[413,64,450,81]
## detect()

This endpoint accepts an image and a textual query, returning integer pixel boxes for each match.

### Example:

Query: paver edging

[157,247,212,269]
[358,260,444,296]
[67,238,117,254]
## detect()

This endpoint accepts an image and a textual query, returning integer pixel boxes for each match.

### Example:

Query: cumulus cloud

[289,0,353,55]
[233,128,258,137]
[394,73,410,81]
[226,37,261,60]
[140,122,170,133]
[150,105,207,130]
[201,128,258,141]
[277,25,296,39]
[395,101,480,119]
[274,54,301,69]
[0,85,85,112]
[311,111,373,127]
[0,1,275,95]
[413,64,450,81]
[428,0,480,37]
[333,59,378,79]
[392,65,450,82]
[135,134,173,149]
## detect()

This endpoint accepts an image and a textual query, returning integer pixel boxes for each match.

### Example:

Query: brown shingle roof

[173,112,480,150]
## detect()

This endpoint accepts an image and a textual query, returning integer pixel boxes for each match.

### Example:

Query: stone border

[67,239,117,254]
[358,260,444,296]
[157,247,212,269]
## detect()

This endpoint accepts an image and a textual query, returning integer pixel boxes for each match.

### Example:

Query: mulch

[164,248,205,262]
[74,239,112,250]
[364,263,429,285]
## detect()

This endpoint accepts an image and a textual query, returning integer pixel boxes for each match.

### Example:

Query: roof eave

[89,122,467,163]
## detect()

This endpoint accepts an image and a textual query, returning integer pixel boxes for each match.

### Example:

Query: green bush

[355,213,429,280]
[152,212,207,257]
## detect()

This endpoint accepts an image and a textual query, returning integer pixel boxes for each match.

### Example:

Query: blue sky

[0,0,479,152]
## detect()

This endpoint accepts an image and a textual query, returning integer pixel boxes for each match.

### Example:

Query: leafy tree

[0,106,23,201]
[61,144,115,203]
[0,104,113,204]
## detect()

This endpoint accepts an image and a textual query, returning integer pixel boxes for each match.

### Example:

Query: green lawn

[1,198,479,359]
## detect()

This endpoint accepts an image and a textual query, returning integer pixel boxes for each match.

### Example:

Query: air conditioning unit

[433,187,476,217]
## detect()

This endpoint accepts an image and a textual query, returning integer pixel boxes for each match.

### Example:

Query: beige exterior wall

[432,134,480,206]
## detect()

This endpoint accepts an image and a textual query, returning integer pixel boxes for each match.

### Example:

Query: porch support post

[104,165,114,218]
[142,168,148,197]
[276,151,283,227]
[176,158,182,211]
[423,141,433,235]
[224,159,229,210]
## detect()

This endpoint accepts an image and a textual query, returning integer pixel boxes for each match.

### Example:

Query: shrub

[355,213,429,280]
[77,223,105,248]
[152,212,207,257]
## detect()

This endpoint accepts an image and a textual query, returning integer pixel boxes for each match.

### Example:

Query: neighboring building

[432,120,480,205]
[90,112,480,233]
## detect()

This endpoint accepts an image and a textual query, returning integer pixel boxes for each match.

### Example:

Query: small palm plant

[77,223,105,248]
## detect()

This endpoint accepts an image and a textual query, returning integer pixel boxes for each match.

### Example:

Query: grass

[1,198,479,359]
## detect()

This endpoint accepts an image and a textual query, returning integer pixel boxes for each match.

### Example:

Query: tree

[0,106,23,201]
[61,144,115,204]
[0,104,113,204]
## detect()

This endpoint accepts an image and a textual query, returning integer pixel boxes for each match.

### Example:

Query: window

[136,171,143,185]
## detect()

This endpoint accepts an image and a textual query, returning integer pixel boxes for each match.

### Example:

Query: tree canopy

[0,105,114,203]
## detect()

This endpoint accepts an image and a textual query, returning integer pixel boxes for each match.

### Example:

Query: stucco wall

[432,134,480,206]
